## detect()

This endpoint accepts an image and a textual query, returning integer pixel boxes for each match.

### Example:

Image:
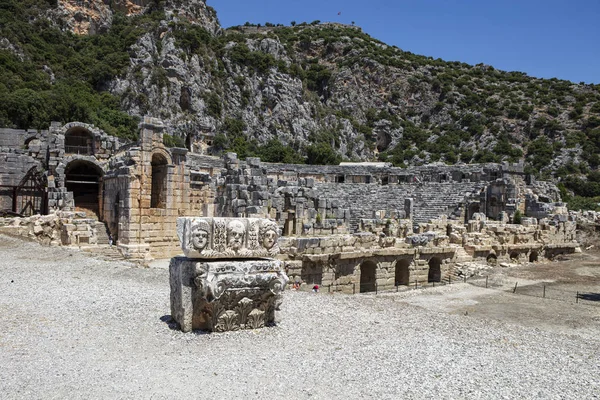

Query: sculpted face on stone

[263,230,277,249]
[259,221,279,250]
[191,221,210,251]
[227,220,245,251]
[178,217,282,259]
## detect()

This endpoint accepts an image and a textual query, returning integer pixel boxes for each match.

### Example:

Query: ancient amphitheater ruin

[0,117,581,293]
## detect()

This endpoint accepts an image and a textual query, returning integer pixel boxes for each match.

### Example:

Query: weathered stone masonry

[0,118,580,291]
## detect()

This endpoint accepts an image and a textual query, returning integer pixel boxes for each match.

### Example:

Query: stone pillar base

[169,257,288,332]
[118,243,151,260]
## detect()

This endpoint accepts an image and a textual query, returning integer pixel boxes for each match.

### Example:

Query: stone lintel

[302,254,331,263]
[372,248,418,257]
[495,244,543,251]
[417,246,456,255]
[545,243,578,249]
[470,245,493,252]
[335,251,373,260]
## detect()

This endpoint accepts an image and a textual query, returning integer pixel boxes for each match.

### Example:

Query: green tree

[306,142,340,165]
[1,88,48,129]
[257,139,304,163]
[512,210,522,224]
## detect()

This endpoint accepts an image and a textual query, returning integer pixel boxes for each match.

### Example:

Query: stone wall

[102,117,212,260]
[213,155,532,237]
[0,149,44,213]
[261,160,525,184]
[0,119,574,268]
[278,211,579,292]
[0,211,99,246]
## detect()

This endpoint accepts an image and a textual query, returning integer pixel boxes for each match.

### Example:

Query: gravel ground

[1,234,599,399]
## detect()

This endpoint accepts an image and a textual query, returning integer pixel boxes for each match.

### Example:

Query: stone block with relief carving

[170,217,288,333]
[169,258,288,332]
[176,217,280,259]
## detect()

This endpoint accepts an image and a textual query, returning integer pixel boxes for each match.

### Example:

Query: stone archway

[529,251,539,263]
[151,153,168,208]
[65,126,95,155]
[65,160,103,218]
[467,203,480,222]
[395,259,411,286]
[428,257,442,283]
[360,260,377,293]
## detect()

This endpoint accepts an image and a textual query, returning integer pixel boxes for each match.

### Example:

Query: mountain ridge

[1,0,600,202]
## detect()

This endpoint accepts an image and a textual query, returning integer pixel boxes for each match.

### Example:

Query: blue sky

[208,0,600,84]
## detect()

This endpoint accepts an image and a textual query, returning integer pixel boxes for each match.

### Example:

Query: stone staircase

[453,246,472,263]
[411,183,484,224]
[95,221,110,245]
[314,181,487,232]
[79,221,126,262]
[82,244,124,262]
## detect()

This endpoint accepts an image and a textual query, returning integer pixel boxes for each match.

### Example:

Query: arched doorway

[486,253,497,265]
[65,127,94,155]
[151,153,168,208]
[395,259,411,286]
[360,260,377,293]
[467,203,480,222]
[529,251,538,263]
[428,257,442,283]
[301,263,322,286]
[65,160,103,218]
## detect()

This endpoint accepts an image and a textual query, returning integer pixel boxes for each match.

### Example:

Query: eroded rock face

[53,0,219,35]
[54,0,147,35]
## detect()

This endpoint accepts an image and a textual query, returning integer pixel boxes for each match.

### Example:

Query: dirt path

[397,252,600,340]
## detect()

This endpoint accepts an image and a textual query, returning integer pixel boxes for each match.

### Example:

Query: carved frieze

[177,217,280,259]
[169,257,288,332]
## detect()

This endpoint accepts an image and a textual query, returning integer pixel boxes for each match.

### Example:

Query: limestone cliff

[52,0,149,35]
[4,0,600,181]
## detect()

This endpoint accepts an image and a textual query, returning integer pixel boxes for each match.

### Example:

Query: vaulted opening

[360,260,377,293]
[428,257,442,283]
[486,253,498,265]
[395,259,411,286]
[65,160,102,219]
[301,263,323,286]
[65,127,94,155]
[467,203,481,221]
[151,153,168,208]
[529,251,539,263]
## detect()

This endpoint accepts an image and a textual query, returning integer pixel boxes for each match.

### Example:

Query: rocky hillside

[2,0,600,199]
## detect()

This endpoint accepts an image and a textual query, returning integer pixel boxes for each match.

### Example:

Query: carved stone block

[177,217,280,259]
[169,257,289,332]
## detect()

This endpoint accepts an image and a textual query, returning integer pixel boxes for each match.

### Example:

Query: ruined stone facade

[0,118,580,291]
